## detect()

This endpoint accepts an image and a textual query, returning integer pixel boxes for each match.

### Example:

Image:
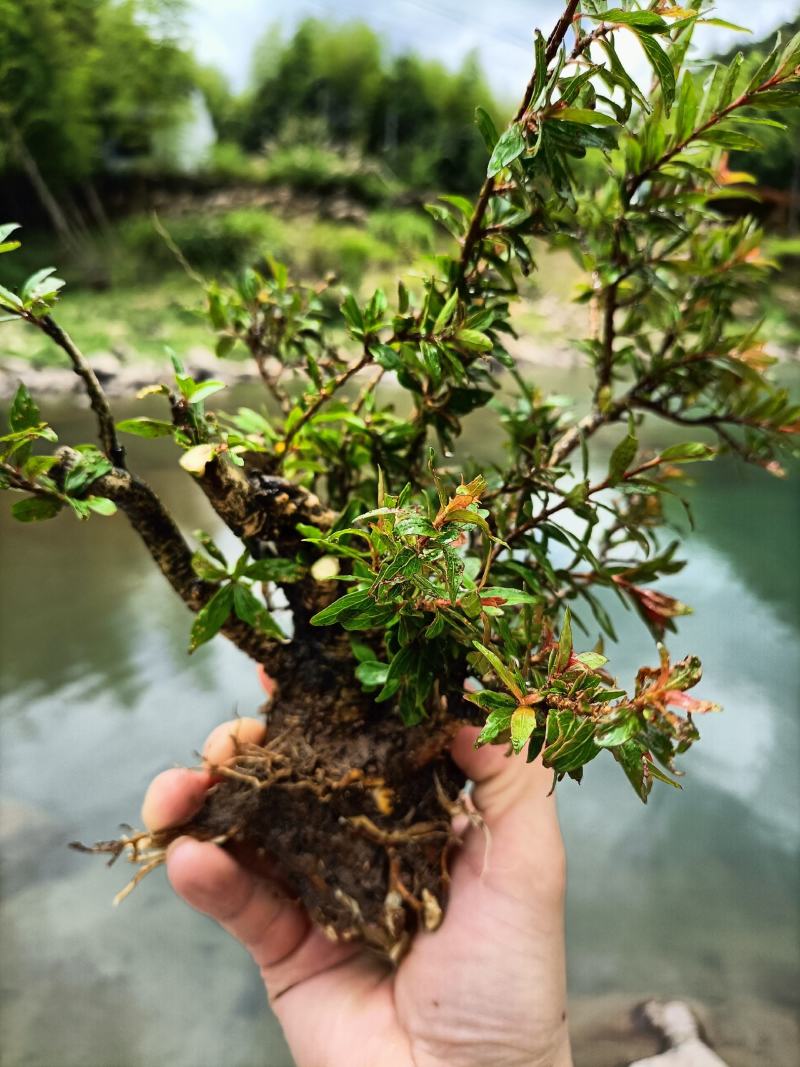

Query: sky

[186,0,798,99]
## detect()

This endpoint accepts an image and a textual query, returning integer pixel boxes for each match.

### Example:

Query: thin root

[346,814,451,846]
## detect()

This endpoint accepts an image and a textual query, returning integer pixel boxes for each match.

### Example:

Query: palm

[143,723,571,1067]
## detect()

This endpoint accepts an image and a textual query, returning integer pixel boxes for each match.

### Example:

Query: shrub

[261,138,395,203]
[117,208,289,274]
[1,2,799,977]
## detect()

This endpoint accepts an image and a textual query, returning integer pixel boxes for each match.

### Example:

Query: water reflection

[1,394,798,1065]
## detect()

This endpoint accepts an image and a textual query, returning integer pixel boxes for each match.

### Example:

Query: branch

[33,314,126,468]
[570,22,611,60]
[97,468,292,666]
[456,0,581,285]
[282,349,372,451]
[629,398,756,455]
[626,66,799,200]
[26,452,289,667]
[549,403,624,468]
[194,455,335,550]
[499,454,661,555]
[545,0,581,62]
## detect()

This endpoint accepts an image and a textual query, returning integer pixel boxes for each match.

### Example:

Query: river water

[1,384,798,1066]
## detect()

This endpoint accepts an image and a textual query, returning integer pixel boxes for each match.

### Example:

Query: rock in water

[629,1000,729,1067]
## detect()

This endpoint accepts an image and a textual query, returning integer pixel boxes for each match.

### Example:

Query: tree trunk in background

[3,118,79,249]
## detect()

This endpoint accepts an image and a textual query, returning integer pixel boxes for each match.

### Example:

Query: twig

[151,211,205,286]
[626,67,798,200]
[281,350,372,452]
[34,315,125,467]
[498,453,662,557]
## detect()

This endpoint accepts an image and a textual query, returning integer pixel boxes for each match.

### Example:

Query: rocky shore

[0,346,262,401]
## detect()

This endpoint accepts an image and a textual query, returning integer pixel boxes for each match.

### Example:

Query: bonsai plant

[1,0,798,964]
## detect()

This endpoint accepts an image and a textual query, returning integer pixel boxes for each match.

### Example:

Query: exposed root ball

[74,713,468,963]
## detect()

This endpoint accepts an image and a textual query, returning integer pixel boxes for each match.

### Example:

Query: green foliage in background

[241,20,501,194]
[0,0,193,186]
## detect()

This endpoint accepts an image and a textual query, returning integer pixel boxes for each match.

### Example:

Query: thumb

[450,725,556,821]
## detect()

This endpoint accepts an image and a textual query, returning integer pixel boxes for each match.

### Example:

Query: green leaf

[194,530,227,566]
[480,586,539,605]
[777,29,800,77]
[476,706,514,745]
[542,708,600,774]
[455,328,493,352]
[576,651,608,670]
[433,290,459,333]
[116,417,174,438]
[607,425,638,484]
[700,128,761,152]
[370,343,402,371]
[701,18,749,33]
[664,654,702,691]
[11,496,61,522]
[21,267,65,304]
[595,713,638,748]
[597,9,669,33]
[593,689,627,704]
[554,608,573,672]
[659,442,715,463]
[614,739,650,802]
[244,558,303,582]
[0,283,23,310]
[23,454,57,478]
[465,689,518,712]
[552,107,618,126]
[472,641,522,697]
[189,584,235,652]
[0,222,20,245]
[444,548,465,603]
[420,342,443,384]
[216,335,236,359]
[487,122,525,177]
[646,761,682,790]
[475,106,499,151]
[444,508,492,541]
[310,589,372,626]
[63,451,112,495]
[639,33,676,114]
[191,550,227,581]
[86,496,117,516]
[184,379,226,404]
[9,383,40,433]
[355,661,390,688]
[340,293,364,333]
[510,705,537,754]
[395,515,438,537]
[461,589,483,618]
[231,583,262,626]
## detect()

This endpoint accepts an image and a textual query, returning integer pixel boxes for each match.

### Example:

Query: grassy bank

[1,205,798,371]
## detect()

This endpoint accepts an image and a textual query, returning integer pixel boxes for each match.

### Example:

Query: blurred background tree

[0,2,797,356]
[0,0,194,241]
[714,14,800,230]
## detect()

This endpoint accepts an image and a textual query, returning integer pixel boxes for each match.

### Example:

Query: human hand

[142,713,572,1067]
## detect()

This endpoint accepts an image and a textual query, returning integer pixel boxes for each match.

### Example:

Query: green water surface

[0,389,797,1066]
